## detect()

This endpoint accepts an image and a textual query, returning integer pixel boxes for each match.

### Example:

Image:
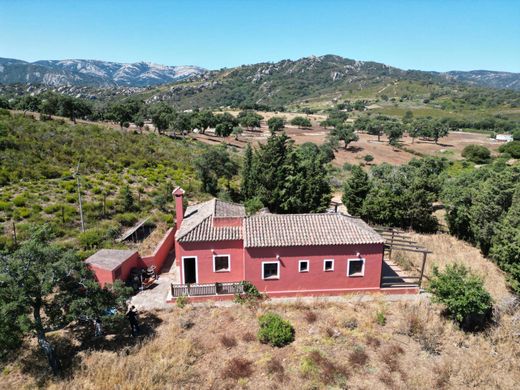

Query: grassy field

[2,233,518,389]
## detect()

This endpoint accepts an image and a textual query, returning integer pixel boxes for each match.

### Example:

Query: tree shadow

[347,146,364,153]
[17,311,163,382]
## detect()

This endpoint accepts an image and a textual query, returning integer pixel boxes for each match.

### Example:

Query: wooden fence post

[418,252,427,288]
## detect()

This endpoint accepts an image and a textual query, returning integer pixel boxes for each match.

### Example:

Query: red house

[172,187,415,299]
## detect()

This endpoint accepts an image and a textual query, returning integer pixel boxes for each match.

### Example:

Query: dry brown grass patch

[348,347,369,367]
[303,310,318,323]
[380,344,404,371]
[241,332,256,342]
[220,335,237,349]
[222,357,254,380]
[265,357,285,381]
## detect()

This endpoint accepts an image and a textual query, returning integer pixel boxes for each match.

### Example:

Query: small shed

[85,249,141,286]
[496,134,513,142]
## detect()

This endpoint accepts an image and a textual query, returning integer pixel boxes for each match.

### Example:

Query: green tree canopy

[0,226,130,373]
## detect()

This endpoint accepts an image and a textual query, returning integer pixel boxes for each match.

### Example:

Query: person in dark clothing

[126,305,140,337]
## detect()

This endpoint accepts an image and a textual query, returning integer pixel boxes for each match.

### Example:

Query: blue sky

[1,0,519,72]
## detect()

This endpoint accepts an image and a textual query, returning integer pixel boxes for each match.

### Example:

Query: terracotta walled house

[172,187,416,299]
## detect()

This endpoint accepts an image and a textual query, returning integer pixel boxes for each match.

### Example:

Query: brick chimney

[172,187,185,229]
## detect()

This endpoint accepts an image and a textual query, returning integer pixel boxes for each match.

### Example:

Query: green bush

[461,144,491,163]
[498,141,520,158]
[258,312,295,347]
[12,195,27,207]
[78,228,109,249]
[428,264,492,330]
[115,212,139,227]
[0,201,12,211]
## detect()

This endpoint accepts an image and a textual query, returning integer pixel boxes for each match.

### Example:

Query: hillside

[1,55,519,110]
[2,233,518,389]
[0,110,215,253]
[0,57,206,87]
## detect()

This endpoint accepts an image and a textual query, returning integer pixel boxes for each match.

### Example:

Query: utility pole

[12,220,17,247]
[75,162,85,232]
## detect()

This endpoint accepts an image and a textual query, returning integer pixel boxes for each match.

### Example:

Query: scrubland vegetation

[0,109,221,254]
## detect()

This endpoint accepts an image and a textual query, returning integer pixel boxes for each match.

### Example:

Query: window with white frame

[262,261,280,280]
[213,255,230,272]
[347,258,365,277]
[299,260,309,272]
[323,259,334,272]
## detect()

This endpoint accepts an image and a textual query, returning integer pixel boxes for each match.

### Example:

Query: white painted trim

[262,261,280,280]
[323,258,335,272]
[298,260,310,273]
[347,258,365,277]
[182,256,198,284]
[213,254,231,273]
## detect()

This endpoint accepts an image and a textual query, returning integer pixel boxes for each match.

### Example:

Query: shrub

[0,201,12,211]
[428,264,492,330]
[78,228,108,249]
[115,212,139,227]
[498,141,520,158]
[461,144,491,163]
[364,154,374,163]
[375,310,386,326]
[12,195,27,207]
[258,312,295,347]
[234,280,263,304]
[176,295,188,308]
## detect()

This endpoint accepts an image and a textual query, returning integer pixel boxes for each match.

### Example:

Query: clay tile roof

[244,213,384,248]
[176,199,245,242]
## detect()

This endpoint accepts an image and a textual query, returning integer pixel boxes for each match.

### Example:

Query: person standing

[126,305,140,337]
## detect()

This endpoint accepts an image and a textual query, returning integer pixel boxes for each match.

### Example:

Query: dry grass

[3,234,520,389]
[395,232,511,302]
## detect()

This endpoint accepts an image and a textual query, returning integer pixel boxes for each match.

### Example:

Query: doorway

[183,257,197,284]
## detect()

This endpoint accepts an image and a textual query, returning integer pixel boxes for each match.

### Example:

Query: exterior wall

[177,239,244,284]
[88,265,114,287]
[141,227,175,270]
[244,243,384,295]
[88,251,142,287]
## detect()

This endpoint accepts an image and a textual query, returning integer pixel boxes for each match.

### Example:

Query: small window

[299,260,309,272]
[324,259,334,272]
[262,262,280,280]
[213,255,230,272]
[347,259,365,277]
[113,266,122,279]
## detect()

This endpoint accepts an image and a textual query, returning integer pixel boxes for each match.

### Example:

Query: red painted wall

[88,251,142,287]
[141,227,175,270]
[244,243,384,295]
[177,240,244,284]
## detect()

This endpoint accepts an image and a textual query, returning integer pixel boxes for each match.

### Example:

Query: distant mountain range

[0,58,206,87]
[0,56,519,91]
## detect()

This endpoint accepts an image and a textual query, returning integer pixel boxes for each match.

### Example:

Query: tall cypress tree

[241,143,256,200]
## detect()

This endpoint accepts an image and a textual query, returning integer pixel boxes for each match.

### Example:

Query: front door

[183,257,197,284]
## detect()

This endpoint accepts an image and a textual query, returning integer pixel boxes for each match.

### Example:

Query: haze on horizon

[1,0,519,73]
